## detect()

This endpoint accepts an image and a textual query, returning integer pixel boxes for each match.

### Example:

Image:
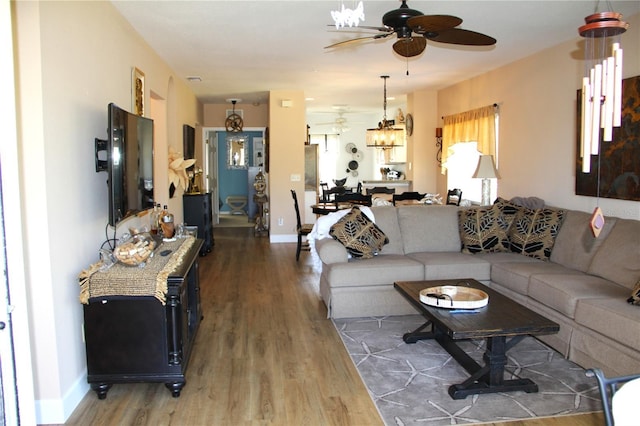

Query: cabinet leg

[165,382,184,397]
[91,383,112,400]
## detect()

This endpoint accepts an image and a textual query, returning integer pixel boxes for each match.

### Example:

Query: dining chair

[290,190,314,261]
[586,368,640,426]
[366,186,396,195]
[335,192,372,206]
[319,182,329,202]
[392,191,427,205]
[323,186,346,203]
[446,188,463,206]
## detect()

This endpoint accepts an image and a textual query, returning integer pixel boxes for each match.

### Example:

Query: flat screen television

[104,103,154,226]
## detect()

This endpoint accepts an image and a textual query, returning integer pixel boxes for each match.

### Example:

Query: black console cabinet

[83,239,203,398]
[183,192,214,256]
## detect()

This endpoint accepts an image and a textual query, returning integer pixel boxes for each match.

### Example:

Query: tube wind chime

[578,10,628,237]
[579,11,628,174]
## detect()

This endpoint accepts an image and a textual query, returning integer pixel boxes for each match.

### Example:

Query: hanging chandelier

[578,9,628,173]
[366,75,404,148]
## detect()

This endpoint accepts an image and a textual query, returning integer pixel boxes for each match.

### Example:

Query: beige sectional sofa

[314,203,640,376]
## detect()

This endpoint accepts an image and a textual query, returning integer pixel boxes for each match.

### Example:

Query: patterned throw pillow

[329,206,389,259]
[494,197,522,218]
[508,207,566,260]
[458,204,514,254]
[627,279,640,305]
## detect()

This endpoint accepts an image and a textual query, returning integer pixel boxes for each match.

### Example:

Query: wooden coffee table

[394,279,559,399]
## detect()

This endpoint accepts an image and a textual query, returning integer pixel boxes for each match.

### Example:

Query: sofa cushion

[490,261,582,296]
[528,273,625,318]
[575,295,640,351]
[550,210,617,272]
[315,239,349,264]
[370,206,404,255]
[588,219,640,289]
[458,204,513,254]
[330,206,388,259]
[407,252,491,281]
[508,206,565,260]
[627,278,640,305]
[398,205,461,254]
[326,255,424,288]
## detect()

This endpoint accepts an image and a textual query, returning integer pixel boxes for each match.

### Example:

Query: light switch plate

[290,174,301,181]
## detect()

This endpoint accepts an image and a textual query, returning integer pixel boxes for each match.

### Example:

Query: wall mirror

[227,135,248,169]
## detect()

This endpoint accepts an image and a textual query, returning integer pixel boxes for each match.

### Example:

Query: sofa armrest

[315,238,349,264]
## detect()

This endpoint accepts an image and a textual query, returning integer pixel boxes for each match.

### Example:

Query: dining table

[310,202,353,215]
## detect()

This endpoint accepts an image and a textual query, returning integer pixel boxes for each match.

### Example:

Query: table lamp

[472,155,500,206]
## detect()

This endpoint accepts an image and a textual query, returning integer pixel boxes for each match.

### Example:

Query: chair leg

[296,234,302,261]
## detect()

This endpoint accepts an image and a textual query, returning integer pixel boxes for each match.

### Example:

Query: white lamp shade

[472,155,500,179]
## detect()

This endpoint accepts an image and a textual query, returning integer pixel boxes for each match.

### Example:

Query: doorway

[202,128,265,227]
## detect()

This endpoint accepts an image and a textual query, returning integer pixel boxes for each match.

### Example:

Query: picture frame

[132,67,145,116]
[576,75,640,201]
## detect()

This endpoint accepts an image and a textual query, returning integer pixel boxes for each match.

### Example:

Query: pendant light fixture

[366,76,405,148]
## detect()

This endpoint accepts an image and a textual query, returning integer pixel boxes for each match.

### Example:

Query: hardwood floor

[66,228,603,425]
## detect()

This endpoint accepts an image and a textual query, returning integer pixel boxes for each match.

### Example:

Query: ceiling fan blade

[392,37,427,58]
[324,33,391,49]
[326,24,391,32]
[357,25,393,32]
[426,28,496,46]
[407,15,463,33]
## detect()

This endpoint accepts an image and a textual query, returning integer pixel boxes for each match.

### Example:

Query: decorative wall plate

[406,113,414,136]
[345,143,357,153]
[353,151,364,161]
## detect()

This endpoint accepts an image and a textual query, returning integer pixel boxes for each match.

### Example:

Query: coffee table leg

[402,320,435,344]
[448,335,539,399]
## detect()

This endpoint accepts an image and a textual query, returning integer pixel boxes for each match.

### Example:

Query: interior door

[0,181,19,425]
[205,131,219,225]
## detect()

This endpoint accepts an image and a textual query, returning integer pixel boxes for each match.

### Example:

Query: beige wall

[268,90,307,240]
[407,90,439,194]
[203,102,268,128]
[12,1,201,422]
[436,12,639,220]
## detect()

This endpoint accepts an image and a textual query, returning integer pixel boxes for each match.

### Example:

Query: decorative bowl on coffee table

[419,286,488,309]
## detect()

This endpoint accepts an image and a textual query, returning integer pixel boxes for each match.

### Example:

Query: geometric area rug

[333,315,602,426]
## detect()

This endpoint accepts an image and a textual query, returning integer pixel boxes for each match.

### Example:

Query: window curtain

[441,104,497,174]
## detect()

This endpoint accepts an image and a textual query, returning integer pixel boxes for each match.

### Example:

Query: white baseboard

[270,234,297,243]
[36,372,89,424]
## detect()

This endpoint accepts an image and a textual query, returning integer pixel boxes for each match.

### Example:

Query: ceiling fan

[324,0,496,58]
[315,112,355,133]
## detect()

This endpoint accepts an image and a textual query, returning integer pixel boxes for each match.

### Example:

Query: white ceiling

[112,0,639,118]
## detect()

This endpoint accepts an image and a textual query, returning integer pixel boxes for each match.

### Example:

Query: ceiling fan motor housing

[382,1,422,38]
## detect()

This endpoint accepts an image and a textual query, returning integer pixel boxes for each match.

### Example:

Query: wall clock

[406,113,414,136]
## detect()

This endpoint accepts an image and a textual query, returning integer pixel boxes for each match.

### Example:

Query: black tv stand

[83,239,203,398]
